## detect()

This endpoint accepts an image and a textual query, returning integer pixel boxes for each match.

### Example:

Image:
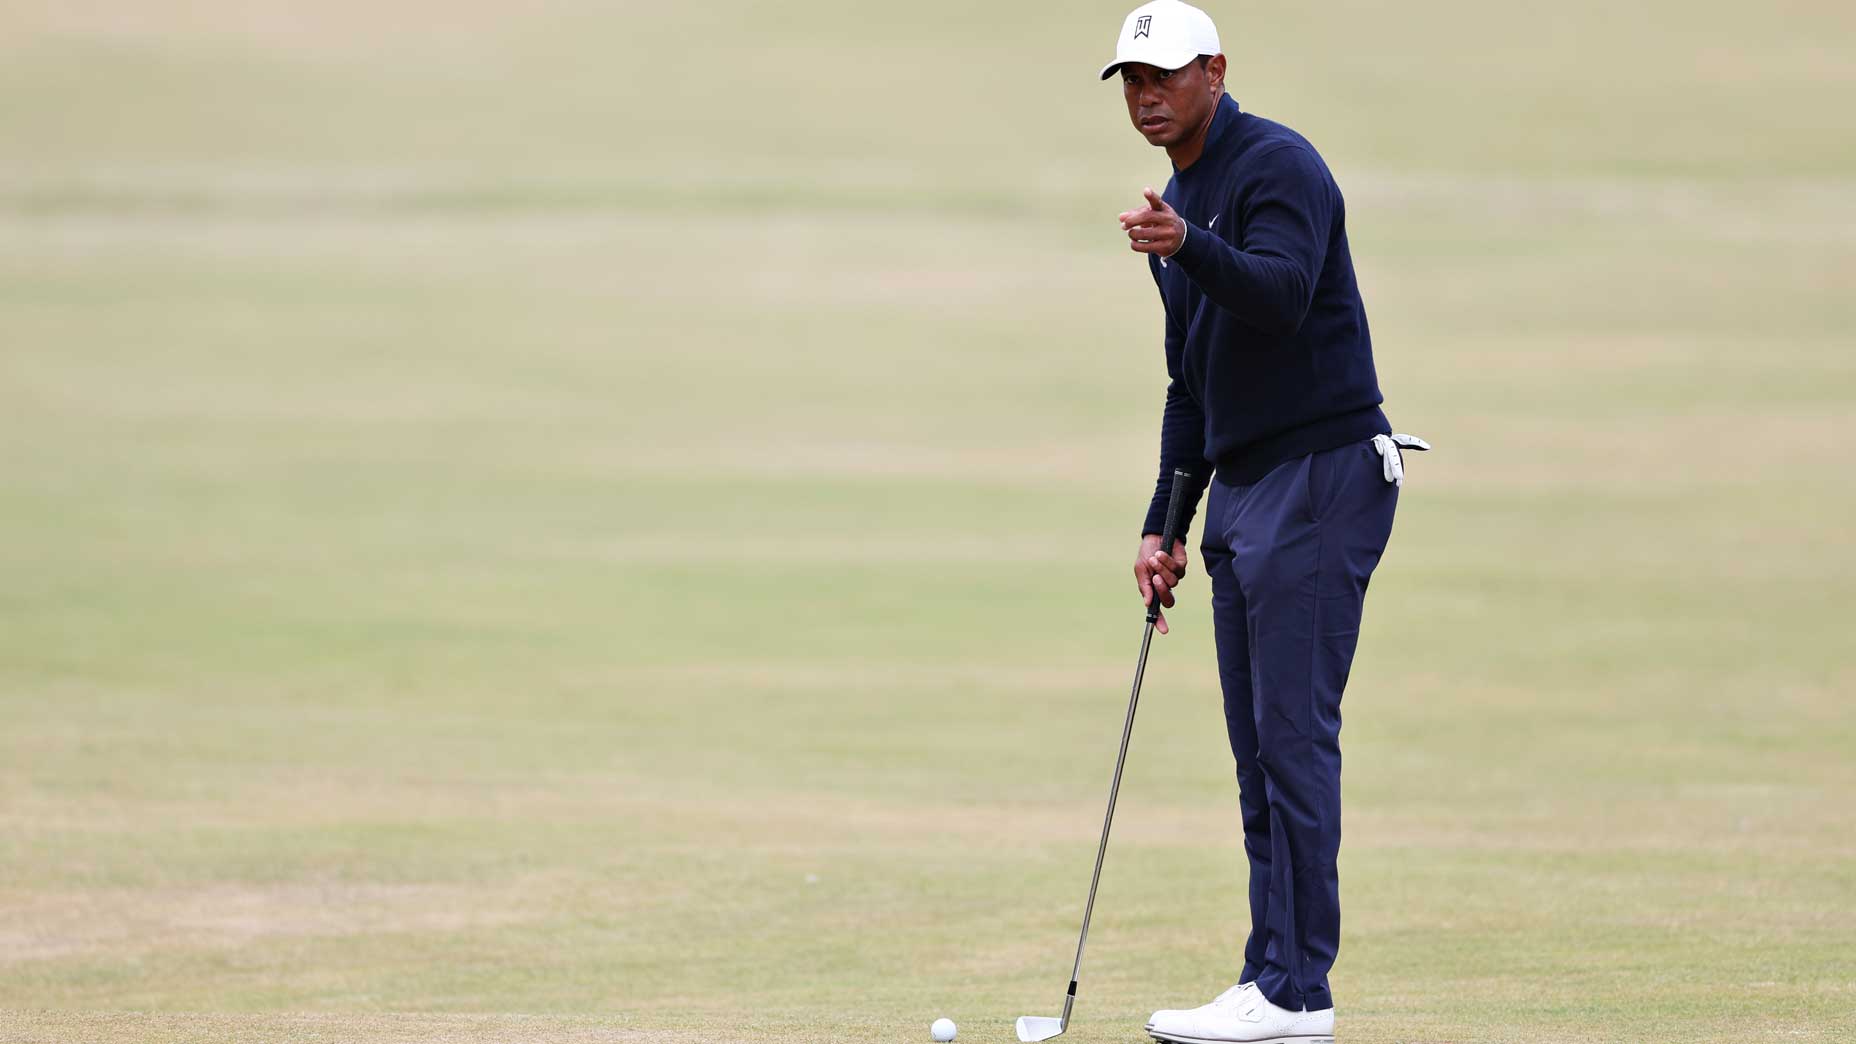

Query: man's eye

[1158,70,1173,80]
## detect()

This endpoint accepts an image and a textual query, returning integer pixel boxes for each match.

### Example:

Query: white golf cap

[1099,0,1221,80]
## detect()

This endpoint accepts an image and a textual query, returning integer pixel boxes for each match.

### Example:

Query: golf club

[1016,468,1192,1043]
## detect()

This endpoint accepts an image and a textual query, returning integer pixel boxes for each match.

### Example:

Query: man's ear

[1205,53,1227,92]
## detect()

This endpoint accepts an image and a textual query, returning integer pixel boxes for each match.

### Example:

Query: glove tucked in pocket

[1371,433,1431,487]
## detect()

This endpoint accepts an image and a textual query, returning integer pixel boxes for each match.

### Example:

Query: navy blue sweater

[1141,94,1388,540]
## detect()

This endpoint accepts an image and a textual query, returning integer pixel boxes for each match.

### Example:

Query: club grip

[1148,468,1193,623]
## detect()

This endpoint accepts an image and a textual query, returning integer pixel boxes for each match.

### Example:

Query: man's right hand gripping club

[1134,534,1188,634]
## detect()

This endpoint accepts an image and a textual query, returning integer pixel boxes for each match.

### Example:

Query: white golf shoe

[1146,981,1335,1044]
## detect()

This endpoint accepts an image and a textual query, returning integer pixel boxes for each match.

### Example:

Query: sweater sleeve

[1142,299,1214,541]
[1169,144,1334,336]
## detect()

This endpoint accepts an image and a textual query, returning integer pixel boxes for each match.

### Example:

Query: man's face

[1121,57,1224,147]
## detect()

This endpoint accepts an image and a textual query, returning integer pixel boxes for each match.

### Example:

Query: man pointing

[1102,2,1426,1042]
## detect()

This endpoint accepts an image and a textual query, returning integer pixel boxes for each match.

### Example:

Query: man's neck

[1166,90,1224,171]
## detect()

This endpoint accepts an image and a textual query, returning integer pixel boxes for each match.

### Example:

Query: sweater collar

[1176,93,1242,176]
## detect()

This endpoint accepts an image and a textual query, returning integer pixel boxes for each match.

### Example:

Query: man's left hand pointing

[1119,186,1185,257]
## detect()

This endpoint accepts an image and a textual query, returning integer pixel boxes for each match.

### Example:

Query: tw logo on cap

[1099,1,1221,81]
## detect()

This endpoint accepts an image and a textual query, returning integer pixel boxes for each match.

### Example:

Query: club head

[1015,1015,1065,1042]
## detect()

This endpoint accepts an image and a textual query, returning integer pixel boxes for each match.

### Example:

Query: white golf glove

[1371,432,1431,487]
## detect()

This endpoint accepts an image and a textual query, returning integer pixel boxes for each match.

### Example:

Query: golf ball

[930,1017,957,1041]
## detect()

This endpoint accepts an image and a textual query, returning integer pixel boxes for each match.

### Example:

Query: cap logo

[1133,14,1152,38]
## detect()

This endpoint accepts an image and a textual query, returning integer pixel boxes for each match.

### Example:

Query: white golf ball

[930,1017,957,1041]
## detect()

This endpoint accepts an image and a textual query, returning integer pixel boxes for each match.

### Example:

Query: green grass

[2,1,1854,1041]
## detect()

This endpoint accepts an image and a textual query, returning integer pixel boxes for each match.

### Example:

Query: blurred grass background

[2,1,1853,1042]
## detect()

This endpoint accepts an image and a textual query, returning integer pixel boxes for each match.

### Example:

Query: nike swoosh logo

[1210,213,1220,228]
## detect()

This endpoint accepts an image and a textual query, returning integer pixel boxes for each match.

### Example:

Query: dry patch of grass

[0,883,538,964]
[0,1011,671,1044]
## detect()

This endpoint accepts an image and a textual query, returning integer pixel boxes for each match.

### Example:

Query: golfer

[1105,2,1426,1041]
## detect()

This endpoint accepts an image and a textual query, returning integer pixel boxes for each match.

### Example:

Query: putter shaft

[1022,468,1190,1043]
[1064,615,1158,1024]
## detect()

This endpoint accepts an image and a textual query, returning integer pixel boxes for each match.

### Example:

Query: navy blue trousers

[1199,439,1398,1013]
